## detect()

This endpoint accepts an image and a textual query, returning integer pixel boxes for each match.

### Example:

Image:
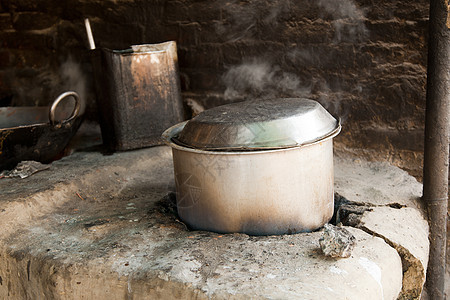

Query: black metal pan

[0,91,84,170]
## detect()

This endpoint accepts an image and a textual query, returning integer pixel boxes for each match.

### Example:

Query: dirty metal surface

[0,118,83,170]
[0,92,84,171]
[169,139,335,235]
[92,41,185,151]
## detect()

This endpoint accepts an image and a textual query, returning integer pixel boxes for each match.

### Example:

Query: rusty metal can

[93,41,185,151]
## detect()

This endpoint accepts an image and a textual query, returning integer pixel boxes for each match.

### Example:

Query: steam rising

[316,0,368,42]
[222,58,310,100]
[214,0,292,42]
[218,0,368,123]
[59,57,87,114]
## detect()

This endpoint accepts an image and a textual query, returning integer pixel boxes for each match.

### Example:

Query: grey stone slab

[0,146,427,299]
[334,156,424,211]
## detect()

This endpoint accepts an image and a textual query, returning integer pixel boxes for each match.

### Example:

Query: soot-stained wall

[0,0,429,178]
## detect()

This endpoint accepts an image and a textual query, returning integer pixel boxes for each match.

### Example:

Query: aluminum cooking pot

[162,98,340,235]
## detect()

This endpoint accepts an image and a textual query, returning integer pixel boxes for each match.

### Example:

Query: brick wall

[0,0,429,178]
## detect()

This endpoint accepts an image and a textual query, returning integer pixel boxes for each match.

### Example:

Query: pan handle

[49,91,82,125]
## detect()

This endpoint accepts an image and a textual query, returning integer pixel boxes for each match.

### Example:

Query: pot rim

[176,98,340,150]
[162,121,341,155]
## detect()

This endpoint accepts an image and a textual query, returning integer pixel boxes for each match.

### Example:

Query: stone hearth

[0,124,429,299]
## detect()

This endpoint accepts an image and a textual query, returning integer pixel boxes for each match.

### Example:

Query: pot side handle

[49,91,82,125]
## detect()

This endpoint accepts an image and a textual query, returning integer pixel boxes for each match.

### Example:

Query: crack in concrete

[335,200,426,300]
[357,225,425,300]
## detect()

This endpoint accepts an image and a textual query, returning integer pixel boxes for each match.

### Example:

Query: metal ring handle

[49,91,81,125]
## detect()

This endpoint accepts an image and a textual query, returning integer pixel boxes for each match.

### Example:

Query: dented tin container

[92,41,185,151]
[163,98,341,235]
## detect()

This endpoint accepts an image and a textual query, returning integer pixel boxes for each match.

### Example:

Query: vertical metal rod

[423,0,450,298]
[84,18,96,50]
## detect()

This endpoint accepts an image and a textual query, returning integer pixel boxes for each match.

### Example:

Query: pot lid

[175,98,340,150]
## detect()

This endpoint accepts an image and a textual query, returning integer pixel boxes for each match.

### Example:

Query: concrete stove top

[0,126,429,299]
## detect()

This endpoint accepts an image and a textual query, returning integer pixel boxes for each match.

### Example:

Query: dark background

[0,0,429,178]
